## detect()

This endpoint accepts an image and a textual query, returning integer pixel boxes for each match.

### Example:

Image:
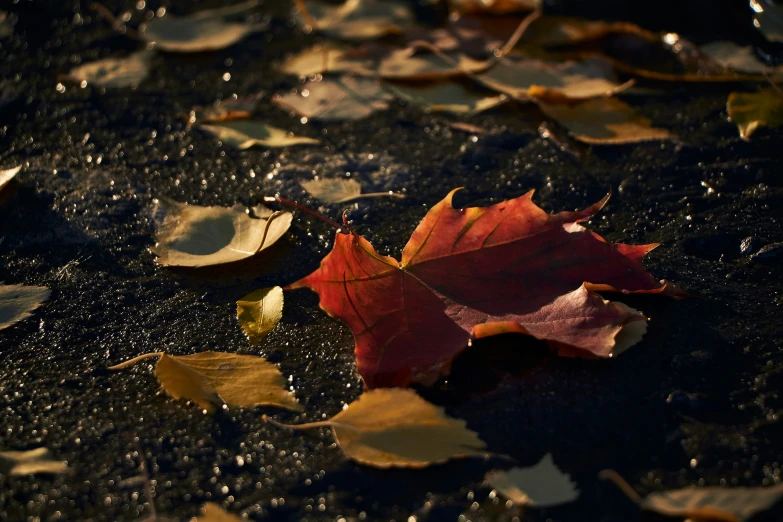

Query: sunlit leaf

[448,0,540,15]
[64,50,153,88]
[538,97,674,144]
[191,94,263,124]
[139,0,266,52]
[266,388,486,467]
[274,77,392,121]
[109,351,302,413]
[750,0,783,43]
[151,200,292,267]
[199,121,319,149]
[701,41,783,75]
[0,283,50,331]
[0,165,21,192]
[237,286,284,345]
[379,48,490,80]
[0,447,68,476]
[388,81,507,114]
[280,44,374,77]
[194,503,244,522]
[301,178,404,203]
[486,454,579,507]
[727,88,783,140]
[302,0,413,40]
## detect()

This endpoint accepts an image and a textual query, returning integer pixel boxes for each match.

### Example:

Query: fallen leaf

[519,15,658,47]
[537,97,674,144]
[288,188,683,387]
[139,0,266,52]
[727,88,783,140]
[301,178,405,203]
[701,41,783,76]
[0,11,15,39]
[750,0,783,43]
[475,57,628,102]
[199,121,319,149]
[301,0,414,40]
[0,447,68,476]
[486,454,579,507]
[378,48,490,80]
[448,0,540,15]
[191,94,263,124]
[388,81,507,114]
[151,200,292,267]
[108,351,302,413]
[237,286,284,345]
[63,50,153,88]
[0,283,50,331]
[194,503,244,522]
[0,165,21,192]
[449,121,487,134]
[274,77,392,121]
[279,45,374,77]
[266,388,486,467]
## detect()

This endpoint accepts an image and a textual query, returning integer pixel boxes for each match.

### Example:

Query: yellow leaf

[388,81,508,115]
[486,454,579,507]
[274,77,392,121]
[266,388,487,468]
[379,49,490,81]
[151,200,292,267]
[193,502,244,522]
[279,45,373,77]
[191,95,263,124]
[0,283,50,331]
[109,351,303,413]
[537,97,674,144]
[0,447,69,476]
[199,121,319,149]
[300,178,405,204]
[301,0,413,41]
[727,88,783,140]
[237,286,284,345]
[64,50,153,88]
[0,165,21,193]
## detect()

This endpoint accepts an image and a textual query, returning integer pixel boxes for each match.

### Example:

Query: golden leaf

[0,165,21,193]
[727,88,783,140]
[266,388,487,468]
[379,49,490,81]
[237,286,284,345]
[64,50,153,88]
[0,283,50,331]
[194,502,244,522]
[300,178,404,204]
[486,454,579,507]
[279,45,373,77]
[0,447,68,476]
[199,121,319,149]
[301,0,413,41]
[388,81,507,115]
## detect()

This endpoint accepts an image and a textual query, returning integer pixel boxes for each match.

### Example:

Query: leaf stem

[293,0,318,29]
[598,469,643,505]
[263,414,334,431]
[108,352,163,370]
[264,196,346,233]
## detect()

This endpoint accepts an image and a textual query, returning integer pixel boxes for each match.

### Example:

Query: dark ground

[1,0,782,521]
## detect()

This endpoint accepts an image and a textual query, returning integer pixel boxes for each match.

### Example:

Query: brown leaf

[0,283,50,331]
[301,0,414,41]
[274,77,392,121]
[387,81,507,115]
[378,48,490,80]
[279,45,374,77]
[64,50,153,88]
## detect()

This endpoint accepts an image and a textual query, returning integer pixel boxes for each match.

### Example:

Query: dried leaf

[750,0,783,43]
[64,50,153,88]
[140,0,266,52]
[267,388,486,467]
[388,81,507,114]
[191,95,263,124]
[519,15,658,47]
[301,178,404,203]
[0,447,68,476]
[727,88,783,140]
[448,0,540,15]
[151,200,292,267]
[0,283,50,331]
[0,165,21,192]
[379,48,490,80]
[274,77,392,121]
[109,351,302,413]
[701,41,783,76]
[199,121,319,149]
[280,45,373,77]
[486,454,579,507]
[237,286,284,345]
[538,97,674,144]
[194,503,244,522]
[303,0,414,40]
[642,482,783,521]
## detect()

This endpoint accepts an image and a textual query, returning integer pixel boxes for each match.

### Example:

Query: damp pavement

[1,1,782,521]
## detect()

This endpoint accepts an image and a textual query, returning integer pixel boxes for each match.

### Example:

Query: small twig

[263,196,346,232]
[496,10,541,60]
[598,469,643,504]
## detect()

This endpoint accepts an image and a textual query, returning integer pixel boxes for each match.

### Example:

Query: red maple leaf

[288,189,684,388]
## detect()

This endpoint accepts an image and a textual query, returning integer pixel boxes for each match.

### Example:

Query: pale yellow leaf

[303,0,413,41]
[110,351,302,413]
[538,97,674,144]
[65,50,153,88]
[486,454,579,507]
[0,165,21,192]
[193,502,244,522]
[727,88,783,140]
[702,41,783,76]
[388,81,507,115]
[237,286,284,345]
[199,121,319,149]
[268,388,487,468]
[280,45,373,77]
[379,49,490,80]
[0,447,68,476]
[0,283,50,331]
[301,178,404,203]
[151,200,292,267]
[274,77,392,121]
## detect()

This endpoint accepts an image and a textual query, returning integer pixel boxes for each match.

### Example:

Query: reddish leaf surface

[288,189,684,388]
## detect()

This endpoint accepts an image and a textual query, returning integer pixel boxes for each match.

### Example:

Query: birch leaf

[750,0,783,43]
[538,98,674,144]
[64,50,153,88]
[642,482,783,521]
[280,45,374,77]
[274,77,392,121]
[303,0,414,41]
[378,49,490,80]
[0,165,21,192]
[266,388,486,468]
[0,283,50,331]
[199,121,319,149]
[139,0,266,52]
[727,88,783,140]
[701,41,783,76]
[486,454,579,507]
[237,287,284,345]
[301,178,404,204]
[0,448,68,476]
[388,81,507,115]
[151,200,292,267]
[195,503,244,522]
[108,351,302,413]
